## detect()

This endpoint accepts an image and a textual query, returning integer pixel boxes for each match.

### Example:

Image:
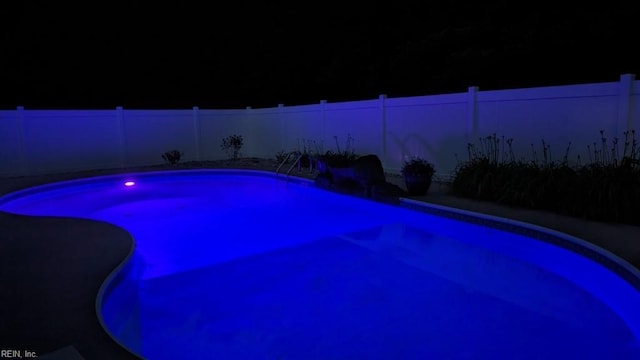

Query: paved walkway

[1,163,639,358]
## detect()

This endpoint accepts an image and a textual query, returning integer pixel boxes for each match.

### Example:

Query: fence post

[467,86,479,143]
[244,106,252,157]
[278,103,285,151]
[320,100,327,148]
[379,94,387,167]
[16,106,30,176]
[116,106,126,168]
[617,74,636,134]
[193,106,201,161]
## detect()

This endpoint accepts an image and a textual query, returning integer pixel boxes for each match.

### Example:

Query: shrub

[161,150,183,165]
[451,131,640,225]
[275,150,291,164]
[221,134,244,160]
[315,134,359,168]
[318,150,359,167]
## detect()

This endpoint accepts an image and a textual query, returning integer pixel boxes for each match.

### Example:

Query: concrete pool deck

[1,160,639,359]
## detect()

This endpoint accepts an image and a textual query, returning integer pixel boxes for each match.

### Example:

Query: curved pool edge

[400,197,640,344]
[3,168,640,353]
[0,211,141,359]
[95,232,145,359]
[85,169,640,348]
[400,197,640,283]
[0,169,313,358]
[90,169,311,358]
[0,168,316,203]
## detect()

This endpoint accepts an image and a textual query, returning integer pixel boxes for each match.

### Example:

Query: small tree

[221,134,244,160]
[161,150,183,165]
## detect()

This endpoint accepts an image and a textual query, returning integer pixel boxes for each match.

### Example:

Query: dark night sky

[1,2,638,109]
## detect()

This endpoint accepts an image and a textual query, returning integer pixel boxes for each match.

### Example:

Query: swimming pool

[2,169,640,359]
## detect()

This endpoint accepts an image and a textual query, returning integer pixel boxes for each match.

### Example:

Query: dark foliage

[221,134,244,160]
[161,150,183,165]
[452,131,640,225]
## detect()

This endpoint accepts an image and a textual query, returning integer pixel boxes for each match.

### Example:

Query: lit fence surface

[0,74,637,178]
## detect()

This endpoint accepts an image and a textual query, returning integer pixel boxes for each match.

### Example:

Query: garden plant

[316,134,359,168]
[451,131,640,225]
[161,150,183,165]
[221,134,244,161]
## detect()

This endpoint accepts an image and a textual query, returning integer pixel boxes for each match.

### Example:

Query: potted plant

[401,157,435,196]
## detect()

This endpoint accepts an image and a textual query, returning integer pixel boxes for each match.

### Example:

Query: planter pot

[404,174,432,196]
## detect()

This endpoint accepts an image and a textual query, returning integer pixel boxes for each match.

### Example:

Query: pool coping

[399,198,640,292]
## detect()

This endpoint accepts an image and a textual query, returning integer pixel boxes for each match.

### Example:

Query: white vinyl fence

[0,74,637,179]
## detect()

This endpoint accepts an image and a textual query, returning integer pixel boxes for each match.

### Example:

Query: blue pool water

[2,170,640,359]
